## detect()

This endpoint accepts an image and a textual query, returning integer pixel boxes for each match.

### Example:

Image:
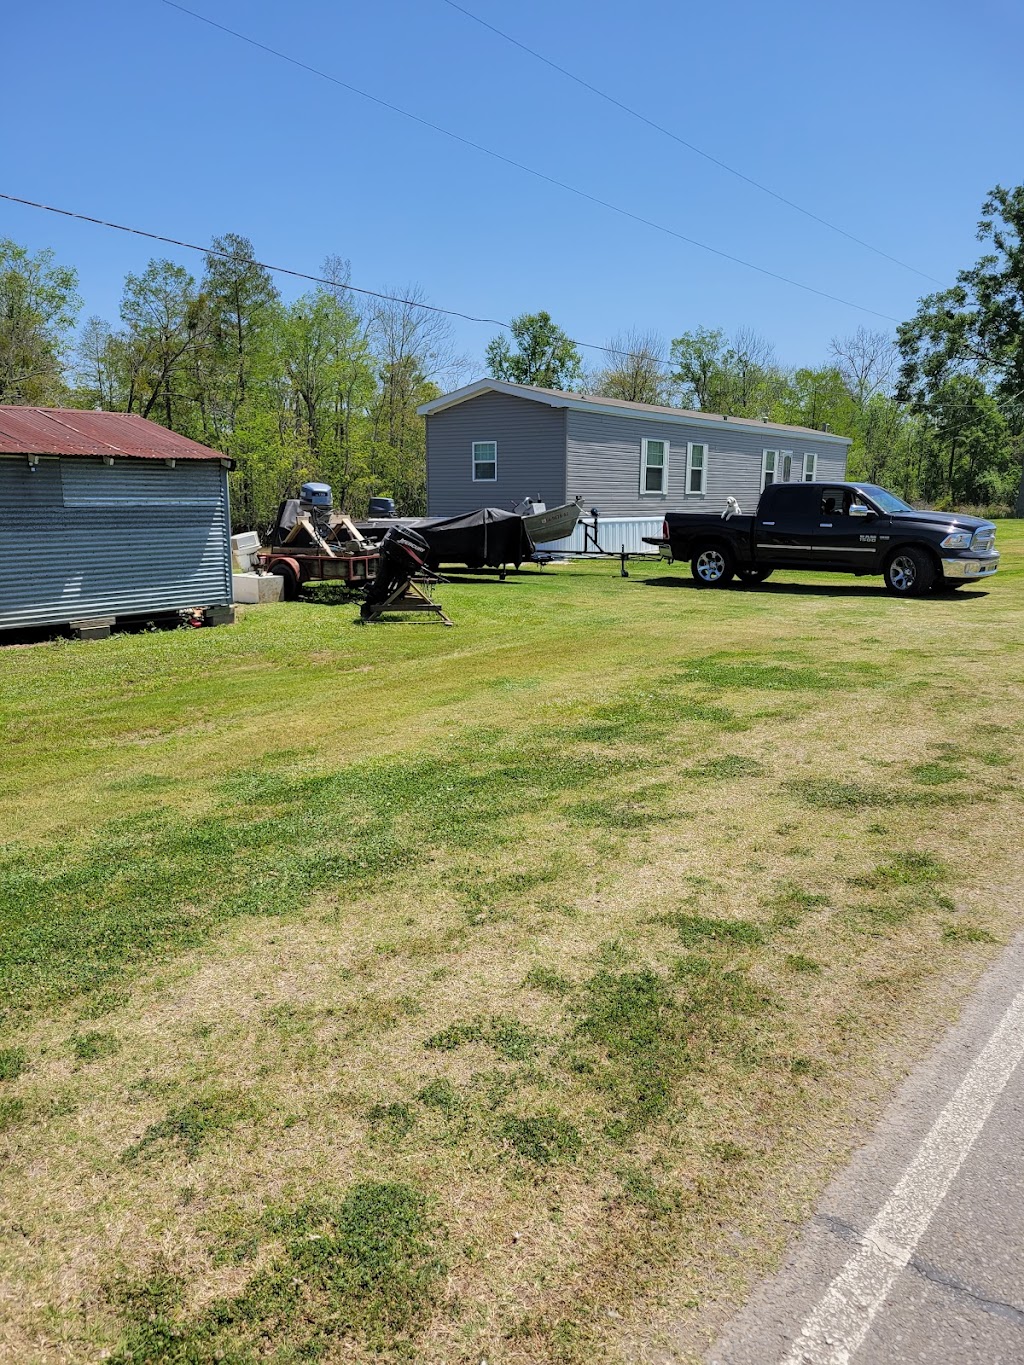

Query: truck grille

[971,527,996,553]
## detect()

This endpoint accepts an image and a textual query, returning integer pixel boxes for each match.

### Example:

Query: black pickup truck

[653,482,999,596]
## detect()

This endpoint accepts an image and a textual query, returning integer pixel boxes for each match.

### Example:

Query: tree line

[2,184,1022,525]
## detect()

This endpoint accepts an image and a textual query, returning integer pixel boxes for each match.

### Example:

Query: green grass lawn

[2,533,1023,1363]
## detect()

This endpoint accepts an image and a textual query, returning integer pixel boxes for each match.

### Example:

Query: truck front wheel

[692,544,735,587]
[883,546,935,597]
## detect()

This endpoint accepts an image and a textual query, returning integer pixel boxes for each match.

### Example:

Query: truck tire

[691,543,735,587]
[737,567,772,586]
[883,546,935,597]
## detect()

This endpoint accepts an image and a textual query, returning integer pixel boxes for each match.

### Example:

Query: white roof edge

[416,379,852,444]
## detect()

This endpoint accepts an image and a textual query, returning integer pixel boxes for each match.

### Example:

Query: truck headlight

[940,531,972,549]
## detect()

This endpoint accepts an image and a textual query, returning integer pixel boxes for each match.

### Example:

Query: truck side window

[768,486,816,521]
[819,489,848,517]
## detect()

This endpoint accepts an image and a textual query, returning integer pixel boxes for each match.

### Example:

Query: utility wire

[0,190,679,373]
[441,0,942,287]
[157,0,902,325]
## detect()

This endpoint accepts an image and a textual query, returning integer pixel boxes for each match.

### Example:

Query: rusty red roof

[0,407,229,462]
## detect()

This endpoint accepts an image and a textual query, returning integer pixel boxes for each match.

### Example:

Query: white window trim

[803,452,818,482]
[471,439,497,482]
[762,448,794,491]
[640,437,669,496]
[685,441,707,496]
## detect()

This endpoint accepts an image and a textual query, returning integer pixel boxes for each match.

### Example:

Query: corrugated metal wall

[565,409,850,516]
[0,456,233,630]
[426,392,567,515]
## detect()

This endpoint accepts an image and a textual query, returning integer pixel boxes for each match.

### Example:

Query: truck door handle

[819,522,832,527]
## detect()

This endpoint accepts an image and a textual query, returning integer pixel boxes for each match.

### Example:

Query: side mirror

[849,503,872,519]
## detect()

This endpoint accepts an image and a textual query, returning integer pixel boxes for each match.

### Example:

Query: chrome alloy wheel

[696,548,727,583]
[889,554,917,592]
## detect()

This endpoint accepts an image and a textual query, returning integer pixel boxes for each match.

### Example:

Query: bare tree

[730,328,778,412]
[830,326,898,407]
[593,329,669,404]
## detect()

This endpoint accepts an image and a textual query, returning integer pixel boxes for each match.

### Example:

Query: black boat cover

[418,507,533,569]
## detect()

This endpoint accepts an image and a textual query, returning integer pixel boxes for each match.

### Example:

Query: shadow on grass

[638,576,990,601]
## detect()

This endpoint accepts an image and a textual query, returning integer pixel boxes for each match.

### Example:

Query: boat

[513,497,585,545]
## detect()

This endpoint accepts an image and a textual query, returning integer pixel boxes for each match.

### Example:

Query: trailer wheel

[269,562,300,600]
[691,543,735,587]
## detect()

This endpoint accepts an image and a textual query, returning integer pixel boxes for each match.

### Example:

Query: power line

[157,0,902,325]
[1,190,680,374]
[440,0,942,288]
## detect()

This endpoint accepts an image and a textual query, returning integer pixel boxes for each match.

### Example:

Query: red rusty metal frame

[258,550,379,585]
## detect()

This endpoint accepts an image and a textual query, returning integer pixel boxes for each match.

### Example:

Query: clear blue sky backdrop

[4,0,1022,374]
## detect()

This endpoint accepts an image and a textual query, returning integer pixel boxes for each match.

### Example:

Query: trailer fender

[265,556,302,600]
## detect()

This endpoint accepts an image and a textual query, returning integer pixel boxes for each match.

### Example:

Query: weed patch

[523,965,573,996]
[416,1078,465,1116]
[71,1031,121,1063]
[0,1096,26,1130]
[499,1114,582,1164]
[910,762,962,786]
[0,1046,27,1081]
[424,1015,542,1061]
[661,912,766,948]
[112,1181,444,1358]
[785,778,895,810]
[367,1101,416,1139]
[785,954,823,974]
[941,923,998,944]
[122,1092,254,1162]
[854,851,946,888]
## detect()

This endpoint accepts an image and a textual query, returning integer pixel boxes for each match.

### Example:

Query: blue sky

[4,0,1022,375]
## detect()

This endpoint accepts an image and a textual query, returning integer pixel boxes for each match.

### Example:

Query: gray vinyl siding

[565,408,849,516]
[426,392,566,516]
[0,456,232,630]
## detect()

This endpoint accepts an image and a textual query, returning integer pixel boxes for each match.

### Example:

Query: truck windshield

[859,485,913,514]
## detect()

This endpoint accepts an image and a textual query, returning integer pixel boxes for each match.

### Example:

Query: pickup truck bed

[658,482,999,597]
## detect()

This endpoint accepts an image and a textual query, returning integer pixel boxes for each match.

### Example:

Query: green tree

[117,259,214,430]
[485,311,583,390]
[0,239,80,404]
[668,327,782,416]
[897,184,1024,511]
[920,376,1011,506]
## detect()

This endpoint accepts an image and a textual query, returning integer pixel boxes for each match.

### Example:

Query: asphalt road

[709,933,1024,1365]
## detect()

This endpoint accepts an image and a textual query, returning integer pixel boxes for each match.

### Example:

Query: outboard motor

[298,481,334,539]
[361,525,431,617]
[300,482,332,510]
[367,496,397,518]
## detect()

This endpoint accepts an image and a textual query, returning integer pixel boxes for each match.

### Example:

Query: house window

[686,442,707,495]
[803,452,818,482]
[641,438,669,494]
[762,449,794,490]
[472,440,497,481]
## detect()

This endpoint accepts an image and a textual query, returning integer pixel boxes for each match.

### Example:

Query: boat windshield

[859,485,913,514]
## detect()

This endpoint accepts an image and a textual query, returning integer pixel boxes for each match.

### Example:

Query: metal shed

[0,407,234,634]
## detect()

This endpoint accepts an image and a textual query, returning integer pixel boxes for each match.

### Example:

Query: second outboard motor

[361,525,430,617]
[368,496,397,518]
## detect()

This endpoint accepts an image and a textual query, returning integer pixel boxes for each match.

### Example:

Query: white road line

[782,983,1024,1365]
